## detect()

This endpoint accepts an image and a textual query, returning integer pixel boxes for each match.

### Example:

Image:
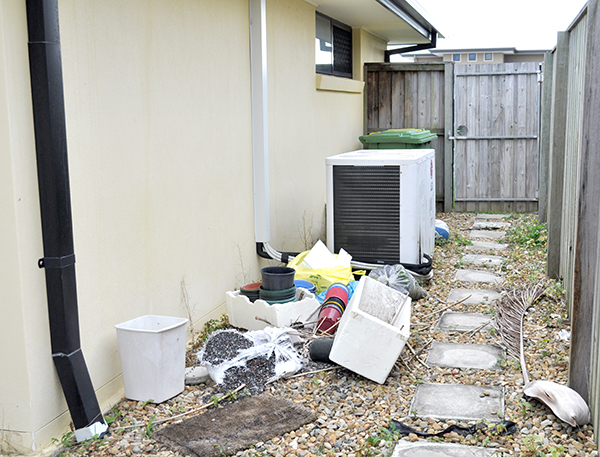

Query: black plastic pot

[260,266,295,290]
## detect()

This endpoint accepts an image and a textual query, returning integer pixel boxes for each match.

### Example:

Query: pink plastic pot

[325,283,349,304]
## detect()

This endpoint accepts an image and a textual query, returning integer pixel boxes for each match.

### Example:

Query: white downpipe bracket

[250,0,270,243]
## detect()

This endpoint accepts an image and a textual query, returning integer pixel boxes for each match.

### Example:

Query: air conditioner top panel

[326,149,434,166]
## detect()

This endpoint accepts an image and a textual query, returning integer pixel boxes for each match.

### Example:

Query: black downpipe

[384,33,437,62]
[26,0,104,431]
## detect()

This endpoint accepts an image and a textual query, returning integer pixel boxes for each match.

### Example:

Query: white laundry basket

[115,315,188,403]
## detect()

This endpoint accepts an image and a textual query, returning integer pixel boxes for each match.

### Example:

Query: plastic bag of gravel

[198,327,304,387]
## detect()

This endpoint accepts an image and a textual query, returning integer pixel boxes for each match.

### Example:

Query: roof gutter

[25,0,107,442]
[385,30,437,62]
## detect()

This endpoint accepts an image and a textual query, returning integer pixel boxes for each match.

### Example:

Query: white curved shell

[524,380,591,426]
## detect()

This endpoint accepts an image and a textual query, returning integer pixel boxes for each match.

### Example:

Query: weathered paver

[472,221,511,230]
[426,342,504,370]
[436,311,494,332]
[446,288,502,305]
[465,241,509,252]
[474,213,510,220]
[461,254,504,267]
[454,269,503,285]
[410,383,504,422]
[392,440,498,457]
[469,230,506,240]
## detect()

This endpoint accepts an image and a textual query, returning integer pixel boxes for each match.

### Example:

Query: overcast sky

[413,0,588,51]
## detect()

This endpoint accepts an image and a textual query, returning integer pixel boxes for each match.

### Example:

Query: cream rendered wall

[3,0,257,453]
[267,0,386,253]
[58,0,256,414]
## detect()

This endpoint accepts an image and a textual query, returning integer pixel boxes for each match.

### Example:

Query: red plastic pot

[317,306,342,334]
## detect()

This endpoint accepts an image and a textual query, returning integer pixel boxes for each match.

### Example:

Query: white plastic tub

[329,276,411,384]
[226,289,320,331]
[115,315,188,403]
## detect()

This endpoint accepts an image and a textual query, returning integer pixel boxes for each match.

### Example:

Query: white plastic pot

[115,315,188,403]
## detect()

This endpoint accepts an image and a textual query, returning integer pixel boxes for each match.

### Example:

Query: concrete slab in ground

[392,440,498,457]
[472,221,511,230]
[475,214,510,220]
[426,342,504,370]
[410,383,504,422]
[465,241,509,252]
[455,269,503,285]
[436,311,494,332]
[446,289,502,305]
[469,230,506,240]
[461,254,504,267]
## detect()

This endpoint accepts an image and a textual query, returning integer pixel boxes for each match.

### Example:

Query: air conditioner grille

[333,165,400,264]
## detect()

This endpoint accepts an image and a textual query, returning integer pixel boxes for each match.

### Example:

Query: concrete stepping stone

[426,342,504,370]
[472,220,511,230]
[461,254,504,267]
[410,383,504,422]
[454,269,503,285]
[392,440,498,457]
[465,241,509,252]
[475,213,510,220]
[446,289,502,305]
[436,311,494,333]
[469,230,506,240]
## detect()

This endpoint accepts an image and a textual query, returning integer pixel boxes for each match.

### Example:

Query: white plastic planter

[330,276,411,384]
[115,315,188,403]
[226,289,320,331]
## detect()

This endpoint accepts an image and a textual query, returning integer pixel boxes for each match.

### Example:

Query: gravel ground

[50,212,597,457]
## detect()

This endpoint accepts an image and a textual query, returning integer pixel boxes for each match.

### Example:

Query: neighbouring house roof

[403,47,550,58]
[311,0,440,44]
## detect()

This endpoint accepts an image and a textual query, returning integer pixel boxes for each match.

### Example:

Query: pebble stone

[52,213,597,457]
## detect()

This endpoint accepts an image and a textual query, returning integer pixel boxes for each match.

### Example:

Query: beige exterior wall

[1,0,386,453]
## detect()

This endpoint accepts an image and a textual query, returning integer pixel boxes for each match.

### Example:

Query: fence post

[546,32,570,279]
[538,52,554,223]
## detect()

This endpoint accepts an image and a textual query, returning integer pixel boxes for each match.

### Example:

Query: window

[316,13,353,79]
[484,53,493,61]
[452,54,460,62]
[468,53,476,61]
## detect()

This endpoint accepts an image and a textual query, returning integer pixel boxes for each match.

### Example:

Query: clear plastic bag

[198,327,304,385]
[368,264,427,300]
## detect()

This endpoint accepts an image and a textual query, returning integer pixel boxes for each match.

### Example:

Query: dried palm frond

[494,281,547,385]
[495,280,590,426]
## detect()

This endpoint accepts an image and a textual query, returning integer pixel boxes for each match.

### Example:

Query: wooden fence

[364,63,453,212]
[542,0,600,436]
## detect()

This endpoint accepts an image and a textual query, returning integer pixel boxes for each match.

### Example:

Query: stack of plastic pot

[317,283,349,334]
[259,266,296,304]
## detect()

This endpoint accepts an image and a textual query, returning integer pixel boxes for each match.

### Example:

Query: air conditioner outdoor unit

[326,149,435,266]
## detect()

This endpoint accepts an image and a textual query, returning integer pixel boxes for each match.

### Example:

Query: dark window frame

[316,12,353,79]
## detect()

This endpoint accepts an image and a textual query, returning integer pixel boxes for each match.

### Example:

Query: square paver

[436,311,494,332]
[446,289,502,305]
[392,441,498,457]
[426,342,504,370]
[465,241,509,252]
[470,230,506,240]
[475,214,511,220]
[472,221,511,230]
[461,254,504,267]
[454,269,503,285]
[410,383,504,422]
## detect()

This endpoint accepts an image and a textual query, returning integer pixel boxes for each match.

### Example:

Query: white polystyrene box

[329,276,411,384]
[226,289,321,331]
[115,315,188,403]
